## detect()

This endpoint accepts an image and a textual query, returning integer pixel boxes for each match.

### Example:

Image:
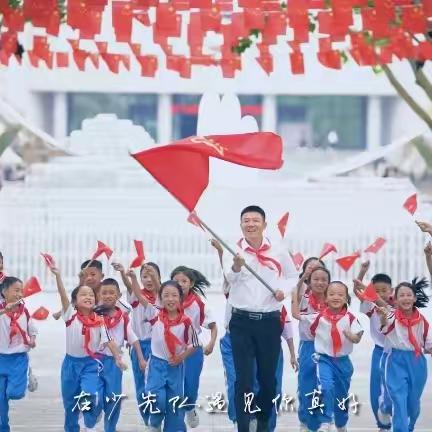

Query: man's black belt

[232,308,280,320]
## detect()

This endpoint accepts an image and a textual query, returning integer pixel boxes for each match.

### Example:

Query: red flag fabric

[358,282,379,302]
[277,212,289,238]
[319,243,337,259]
[290,252,304,271]
[336,252,361,272]
[40,253,56,269]
[364,237,386,254]
[91,241,113,260]
[0,272,5,283]
[130,240,145,268]
[23,277,42,298]
[403,193,417,215]
[187,211,205,231]
[32,306,50,320]
[131,133,283,211]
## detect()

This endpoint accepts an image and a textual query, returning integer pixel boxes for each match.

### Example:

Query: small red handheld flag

[277,212,289,238]
[23,277,42,298]
[41,252,55,268]
[336,252,361,272]
[319,243,337,259]
[187,211,205,231]
[403,193,417,215]
[32,306,50,320]
[364,237,386,254]
[358,282,379,302]
[290,252,304,271]
[130,240,145,268]
[91,241,113,260]
[131,132,283,211]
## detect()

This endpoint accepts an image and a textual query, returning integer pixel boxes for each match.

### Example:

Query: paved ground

[9,292,432,431]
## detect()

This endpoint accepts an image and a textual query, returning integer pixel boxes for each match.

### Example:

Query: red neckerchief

[182,292,205,326]
[76,311,104,359]
[238,238,282,276]
[308,292,326,313]
[0,272,5,283]
[321,307,347,356]
[158,308,190,358]
[3,303,29,346]
[131,289,156,308]
[103,307,123,329]
[395,308,422,357]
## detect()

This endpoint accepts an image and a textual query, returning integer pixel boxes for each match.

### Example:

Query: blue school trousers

[61,354,102,432]
[298,340,321,432]
[131,339,151,424]
[0,352,29,432]
[100,355,123,432]
[370,345,392,430]
[220,332,283,432]
[385,349,427,432]
[184,346,204,410]
[316,353,353,429]
[146,355,186,432]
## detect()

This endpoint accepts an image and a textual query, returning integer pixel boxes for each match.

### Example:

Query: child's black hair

[159,280,184,302]
[101,278,120,292]
[0,276,22,297]
[140,262,161,280]
[80,260,103,272]
[71,285,96,305]
[395,277,429,309]
[372,273,392,286]
[0,251,3,259]
[170,266,210,298]
[299,256,326,280]
[326,280,351,306]
[240,205,266,221]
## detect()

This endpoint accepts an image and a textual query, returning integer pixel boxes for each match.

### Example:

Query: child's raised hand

[416,220,432,234]
[352,279,366,299]
[360,260,370,272]
[126,269,137,280]
[5,300,22,311]
[210,239,223,255]
[375,306,388,317]
[50,266,61,277]
[112,262,125,273]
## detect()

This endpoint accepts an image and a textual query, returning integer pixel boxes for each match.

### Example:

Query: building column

[261,95,277,132]
[366,96,382,151]
[157,94,172,144]
[53,92,68,142]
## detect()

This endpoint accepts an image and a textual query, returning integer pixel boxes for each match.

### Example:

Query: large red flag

[131,133,283,211]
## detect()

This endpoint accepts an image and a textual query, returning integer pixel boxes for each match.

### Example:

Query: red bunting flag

[23,277,42,298]
[131,133,283,211]
[358,282,379,302]
[91,241,113,260]
[364,237,386,254]
[187,211,205,231]
[290,252,304,271]
[130,240,145,268]
[319,243,337,259]
[40,253,55,269]
[336,252,361,272]
[32,306,50,320]
[277,212,289,238]
[403,193,417,215]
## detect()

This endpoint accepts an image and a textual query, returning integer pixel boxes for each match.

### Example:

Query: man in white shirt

[225,205,297,432]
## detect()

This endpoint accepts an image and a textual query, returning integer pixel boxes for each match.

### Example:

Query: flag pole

[197,218,277,296]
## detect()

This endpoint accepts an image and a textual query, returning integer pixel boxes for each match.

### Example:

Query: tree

[0,0,432,126]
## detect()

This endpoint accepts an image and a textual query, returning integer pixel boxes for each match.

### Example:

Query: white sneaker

[377,408,391,426]
[249,418,257,432]
[145,426,161,432]
[299,423,309,432]
[27,368,38,392]
[336,427,347,432]
[186,408,200,428]
[318,424,332,432]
